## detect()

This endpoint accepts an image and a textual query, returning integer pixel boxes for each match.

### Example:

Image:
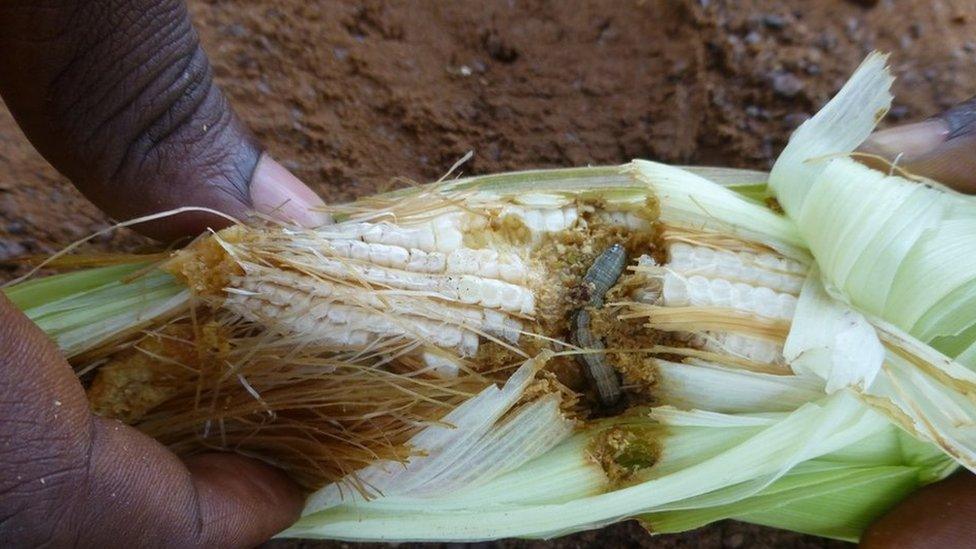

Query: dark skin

[0,1,319,547]
[0,1,972,547]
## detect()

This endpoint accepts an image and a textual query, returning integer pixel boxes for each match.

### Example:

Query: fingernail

[249,154,331,227]
[860,119,950,163]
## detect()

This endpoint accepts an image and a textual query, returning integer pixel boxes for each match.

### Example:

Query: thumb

[184,453,304,546]
[84,419,306,548]
[85,418,305,548]
[0,1,329,242]
[0,293,303,547]
[860,97,976,193]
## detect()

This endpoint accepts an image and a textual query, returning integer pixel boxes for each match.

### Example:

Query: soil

[2,0,975,547]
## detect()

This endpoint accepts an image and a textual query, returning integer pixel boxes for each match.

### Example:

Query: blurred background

[1,0,974,546]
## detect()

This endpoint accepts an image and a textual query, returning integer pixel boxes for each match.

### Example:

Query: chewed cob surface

[79,163,811,488]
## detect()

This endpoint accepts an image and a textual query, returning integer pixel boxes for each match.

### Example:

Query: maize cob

[5,52,975,544]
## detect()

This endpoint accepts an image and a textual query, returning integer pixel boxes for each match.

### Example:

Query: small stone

[762,14,787,29]
[225,23,247,38]
[0,239,27,260]
[745,105,770,120]
[5,222,24,234]
[744,31,761,45]
[816,31,838,51]
[483,31,518,63]
[772,72,804,98]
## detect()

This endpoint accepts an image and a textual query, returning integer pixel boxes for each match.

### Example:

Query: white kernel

[480,259,500,279]
[519,291,536,315]
[670,242,694,258]
[498,261,526,284]
[408,250,428,271]
[349,241,370,261]
[499,283,522,310]
[716,251,740,278]
[361,225,385,243]
[480,279,505,309]
[709,278,733,308]
[521,209,545,232]
[415,227,436,251]
[543,209,566,231]
[755,253,779,271]
[437,326,462,347]
[752,287,778,318]
[426,252,447,272]
[457,276,481,304]
[565,208,580,228]
[460,332,480,356]
[330,240,352,256]
[687,275,711,307]
[447,250,477,273]
[422,352,460,379]
[347,331,370,346]
[435,228,463,253]
[662,272,689,306]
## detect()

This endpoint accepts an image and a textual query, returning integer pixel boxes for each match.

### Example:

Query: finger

[0,1,327,241]
[860,97,976,193]
[83,421,304,548]
[251,154,332,229]
[0,294,304,547]
[861,473,976,548]
[185,453,305,546]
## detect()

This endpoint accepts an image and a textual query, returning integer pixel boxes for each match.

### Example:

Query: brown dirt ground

[2,0,976,547]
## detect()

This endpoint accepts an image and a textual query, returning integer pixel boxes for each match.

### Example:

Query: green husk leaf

[784,270,884,393]
[644,463,921,542]
[769,51,893,217]
[2,261,151,310]
[627,160,807,259]
[7,262,188,357]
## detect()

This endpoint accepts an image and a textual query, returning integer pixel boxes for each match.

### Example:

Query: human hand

[859,101,976,547]
[860,97,976,193]
[0,1,319,546]
[0,293,303,547]
[0,0,328,242]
